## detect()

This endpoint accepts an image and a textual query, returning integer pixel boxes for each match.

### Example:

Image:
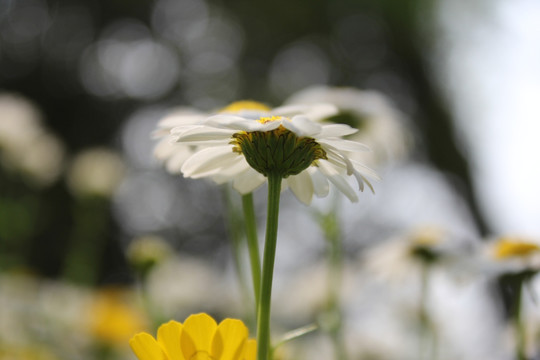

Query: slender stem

[223,187,253,326]
[63,197,109,285]
[242,193,261,312]
[316,203,347,360]
[326,214,347,360]
[273,323,318,349]
[419,264,437,360]
[515,282,526,360]
[257,173,282,360]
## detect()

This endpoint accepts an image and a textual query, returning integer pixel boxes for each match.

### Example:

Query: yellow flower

[493,237,540,259]
[130,313,256,360]
[89,287,148,345]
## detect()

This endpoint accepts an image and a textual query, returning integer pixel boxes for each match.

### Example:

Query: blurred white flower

[0,93,65,187]
[0,273,92,358]
[67,147,126,198]
[0,94,43,156]
[145,254,240,319]
[286,86,412,166]
[18,132,65,187]
[363,226,460,282]
[480,235,540,275]
[126,234,172,275]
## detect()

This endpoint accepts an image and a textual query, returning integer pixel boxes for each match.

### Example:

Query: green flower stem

[317,205,347,360]
[257,172,282,360]
[242,193,262,311]
[63,197,109,285]
[419,264,438,360]
[326,217,346,360]
[515,282,526,360]
[223,187,253,326]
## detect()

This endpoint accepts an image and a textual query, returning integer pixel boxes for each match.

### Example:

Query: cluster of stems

[237,171,352,360]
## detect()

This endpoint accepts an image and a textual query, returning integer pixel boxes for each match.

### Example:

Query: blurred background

[1,0,540,359]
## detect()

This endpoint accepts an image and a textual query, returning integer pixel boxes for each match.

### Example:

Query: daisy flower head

[130,313,256,360]
[175,106,379,204]
[473,235,540,278]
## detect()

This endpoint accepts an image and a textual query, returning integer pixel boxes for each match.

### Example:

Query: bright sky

[435,0,540,237]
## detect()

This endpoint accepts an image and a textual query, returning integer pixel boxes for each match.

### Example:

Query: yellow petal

[157,321,185,360]
[211,319,248,360]
[130,333,167,360]
[242,339,257,360]
[181,313,218,359]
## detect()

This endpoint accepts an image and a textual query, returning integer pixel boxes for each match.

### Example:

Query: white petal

[154,138,177,160]
[282,116,322,137]
[352,169,375,193]
[233,168,266,194]
[181,145,237,177]
[324,145,354,175]
[304,103,339,120]
[271,104,311,116]
[350,159,381,180]
[170,124,203,135]
[318,124,358,138]
[272,103,337,120]
[308,167,329,197]
[211,157,251,183]
[319,138,370,152]
[206,115,287,133]
[317,160,358,202]
[205,115,271,131]
[257,120,283,131]
[166,148,194,173]
[232,109,270,119]
[158,111,206,129]
[175,126,235,142]
[286,170,314,205]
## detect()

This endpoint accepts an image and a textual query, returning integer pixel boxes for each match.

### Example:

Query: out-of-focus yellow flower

[130,313,256,360]
[88,287,148,346]
[0,346,56,360]
[493,237,540,259]
[219,100,271,114]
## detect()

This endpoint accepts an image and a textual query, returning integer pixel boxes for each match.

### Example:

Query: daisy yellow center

[231,123,327,178]
[494,239,540,259]
[220,100,271,113]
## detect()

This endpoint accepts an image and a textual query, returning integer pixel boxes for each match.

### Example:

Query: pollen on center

[257,115,285,124]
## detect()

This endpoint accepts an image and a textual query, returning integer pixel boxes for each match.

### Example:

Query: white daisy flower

[174,110,379,204]
[154,100,335,174]
[153,100,337,195]
[481,236,540,275]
